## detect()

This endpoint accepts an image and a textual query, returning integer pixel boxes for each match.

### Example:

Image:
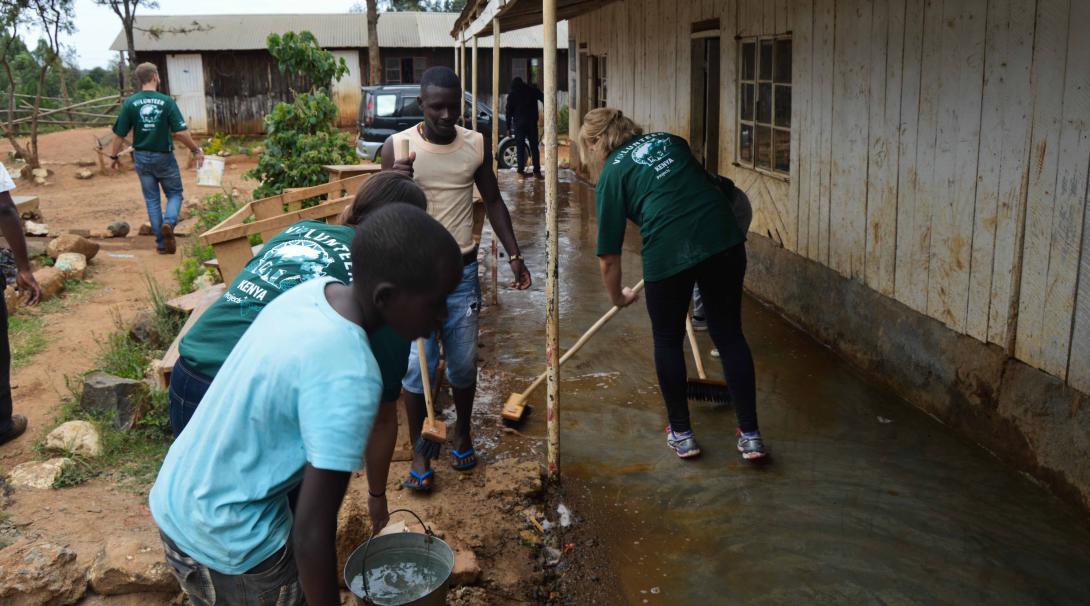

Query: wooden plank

[1016,0,1070,370]
[793,0,813,253]
[632,0,647,123]
[926,0,987,331]
[863,0,904,296]
[969,0,1036,345]
[812,0,835,264]
[659,0,677,133]
[675,0,692,141]
[204,196,352,246]
[829,0,871,279]
[154,293,219,389]
[165,283,227,314]
[891,0,925,307]
[1040,0,1090,377]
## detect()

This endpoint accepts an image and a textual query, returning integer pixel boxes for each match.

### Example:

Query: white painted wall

[165,53,208,133]
[570,0,1090,393]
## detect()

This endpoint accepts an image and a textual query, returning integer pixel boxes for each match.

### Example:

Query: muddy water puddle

[478,171,1090,604]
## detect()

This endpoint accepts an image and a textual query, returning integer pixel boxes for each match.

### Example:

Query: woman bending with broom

[578,108,766,461]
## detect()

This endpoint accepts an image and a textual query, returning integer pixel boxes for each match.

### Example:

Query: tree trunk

[124,25,137,92]
[25,64,49,170]
[366,0,381,85]
[55,58,75,122]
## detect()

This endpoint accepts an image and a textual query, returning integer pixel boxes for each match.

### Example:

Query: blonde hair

[135,62,159,85]
[578,108,643,166]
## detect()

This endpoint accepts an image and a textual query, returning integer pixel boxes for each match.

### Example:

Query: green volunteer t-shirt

[595,132,744,282]
[179,220,409,403]
[112,91,187,153]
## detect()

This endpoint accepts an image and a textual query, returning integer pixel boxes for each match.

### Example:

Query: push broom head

[687,378,731,404]
[415,418,446,459]
[501,393,530,425]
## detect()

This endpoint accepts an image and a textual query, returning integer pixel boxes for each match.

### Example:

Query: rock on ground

[128,310,163,348]
[107,221,130,238]
[483,459,543,501]
[137,223,153,236]
[32,176,47,186]
[79,372,146,430]
[53,253,86,281]
[5,285,22,314]
[75,169,93,180]
[76,158,96,167]
[171,217,198,237]
[47,234,99,261]
[89,535,177,595]
[336,489,370,587]
[33,267,66,301]
[0,538,89,606]
[30,168,49,178]
[8,457,74,490]
[24,221,49,237]
[44,420,101,458]
[448,538,482,586]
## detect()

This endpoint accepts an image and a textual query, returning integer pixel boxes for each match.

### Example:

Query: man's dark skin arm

[293,465,350,606]
[475,137,531,289]
[0,191,40,306]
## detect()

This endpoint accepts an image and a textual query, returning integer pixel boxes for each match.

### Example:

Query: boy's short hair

[135,62,159,85]
[420,66,461,94]
[351,204,460,293]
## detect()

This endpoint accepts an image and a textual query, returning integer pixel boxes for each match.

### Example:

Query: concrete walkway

[484,171,1090,604]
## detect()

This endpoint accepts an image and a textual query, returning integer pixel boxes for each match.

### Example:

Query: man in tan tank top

[382,67,531,493]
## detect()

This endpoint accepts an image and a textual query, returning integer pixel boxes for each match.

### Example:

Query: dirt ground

[0,128,557,605]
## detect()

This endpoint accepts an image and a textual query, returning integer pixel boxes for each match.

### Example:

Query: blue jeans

[403,261,481,393]
[133,150,184,250]
[168,357,213,438]
[160,531,303,606]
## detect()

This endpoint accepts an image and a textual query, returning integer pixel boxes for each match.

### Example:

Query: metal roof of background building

[109,12,567,52]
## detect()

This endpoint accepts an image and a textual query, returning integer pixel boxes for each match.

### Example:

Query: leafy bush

[557,104,570,134]
[247,31,355,199]
[175,192,247,293]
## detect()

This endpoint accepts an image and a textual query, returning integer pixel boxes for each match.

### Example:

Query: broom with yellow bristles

[685,314,731,403]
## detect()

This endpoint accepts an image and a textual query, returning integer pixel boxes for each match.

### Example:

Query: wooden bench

[200,174,372,284]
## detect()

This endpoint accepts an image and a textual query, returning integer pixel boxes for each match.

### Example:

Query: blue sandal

[402,469,434,493]
[450,448,478,471]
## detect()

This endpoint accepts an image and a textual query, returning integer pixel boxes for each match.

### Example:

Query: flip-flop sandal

[450,448,478,471]
[402,469,434,493]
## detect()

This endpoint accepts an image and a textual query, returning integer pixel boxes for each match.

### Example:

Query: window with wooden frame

[384,57,402,84]
[737,36,791,174]
[594,55,607,108]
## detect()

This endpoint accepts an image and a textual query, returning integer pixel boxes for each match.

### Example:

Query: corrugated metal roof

[109,12,567,52]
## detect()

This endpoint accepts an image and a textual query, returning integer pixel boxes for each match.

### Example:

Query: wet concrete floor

[480,171,1090,604]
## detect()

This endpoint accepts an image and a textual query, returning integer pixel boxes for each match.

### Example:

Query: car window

[400,95,422,118]
[375,94,397,117]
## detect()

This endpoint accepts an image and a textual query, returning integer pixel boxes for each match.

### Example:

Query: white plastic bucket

[196,155,225,187]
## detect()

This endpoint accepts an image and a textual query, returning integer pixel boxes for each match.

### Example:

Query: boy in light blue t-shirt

[149,204,463,606]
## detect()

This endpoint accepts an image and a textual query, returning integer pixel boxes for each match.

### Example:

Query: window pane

[740,83,754,121]
[376,94,397,117]
[759,40,773,80]
[773,129,790,173]
[739,123,753,163]
[774,85,791,127]
[741,42,756,80]
[756,126,772,169]
[401,96,421,118]
[774,39,792,83]
[757,83,772,124]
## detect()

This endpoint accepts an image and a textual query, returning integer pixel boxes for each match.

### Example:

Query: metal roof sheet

[109,12,567,52]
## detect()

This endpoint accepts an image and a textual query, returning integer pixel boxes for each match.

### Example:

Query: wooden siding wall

[570,0,1090,393]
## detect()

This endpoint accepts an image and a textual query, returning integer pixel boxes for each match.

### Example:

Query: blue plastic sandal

[402,469,434,493]
[450,448,478,471]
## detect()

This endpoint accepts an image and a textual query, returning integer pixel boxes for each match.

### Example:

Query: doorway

[690,34,720,171]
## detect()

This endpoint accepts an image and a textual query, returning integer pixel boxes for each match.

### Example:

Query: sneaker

[160,223,176,254]
[666,426,701,459]
[0,414,28,446]
[710,348,720,358]
[736,428,767,461]
[691,316,708,331]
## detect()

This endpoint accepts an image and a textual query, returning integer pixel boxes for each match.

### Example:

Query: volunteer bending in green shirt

[169,171,427,532]
[579,108,767,462]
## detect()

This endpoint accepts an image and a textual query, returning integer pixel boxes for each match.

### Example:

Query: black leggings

[643,245,758,434]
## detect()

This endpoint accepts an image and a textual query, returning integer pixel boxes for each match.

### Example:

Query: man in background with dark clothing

[505,77,544,178]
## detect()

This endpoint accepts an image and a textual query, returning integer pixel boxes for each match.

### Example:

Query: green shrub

[557,104,570,134]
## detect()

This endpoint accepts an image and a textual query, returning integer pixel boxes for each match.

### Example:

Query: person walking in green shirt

[579,107,767,462]
[109,62,204,254]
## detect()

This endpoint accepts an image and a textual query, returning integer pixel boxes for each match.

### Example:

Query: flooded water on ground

[481,170,1090,604]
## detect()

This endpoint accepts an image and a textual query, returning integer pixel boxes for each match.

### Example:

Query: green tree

[246,31,355,199]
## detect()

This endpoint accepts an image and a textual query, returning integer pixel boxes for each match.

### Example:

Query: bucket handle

[358,508,436,603]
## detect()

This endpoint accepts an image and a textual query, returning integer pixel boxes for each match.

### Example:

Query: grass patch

[175,191,251,294]
[8,315,46,369]
[36,279,100,314]
[34,277,185,491]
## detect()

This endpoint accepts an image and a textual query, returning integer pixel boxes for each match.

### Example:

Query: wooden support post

[459,34,467,118]
[471,36,479,131]
[492,18,501,172]
[543,0,560,483]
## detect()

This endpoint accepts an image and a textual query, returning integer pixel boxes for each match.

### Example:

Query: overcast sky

[60,0,363,69]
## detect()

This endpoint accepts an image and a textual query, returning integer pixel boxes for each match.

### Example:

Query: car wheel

[498,139,520,170]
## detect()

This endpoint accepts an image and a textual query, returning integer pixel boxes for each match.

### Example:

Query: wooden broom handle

[686,314,708,380]
[520,280,645,397]
[417,338,437,424]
